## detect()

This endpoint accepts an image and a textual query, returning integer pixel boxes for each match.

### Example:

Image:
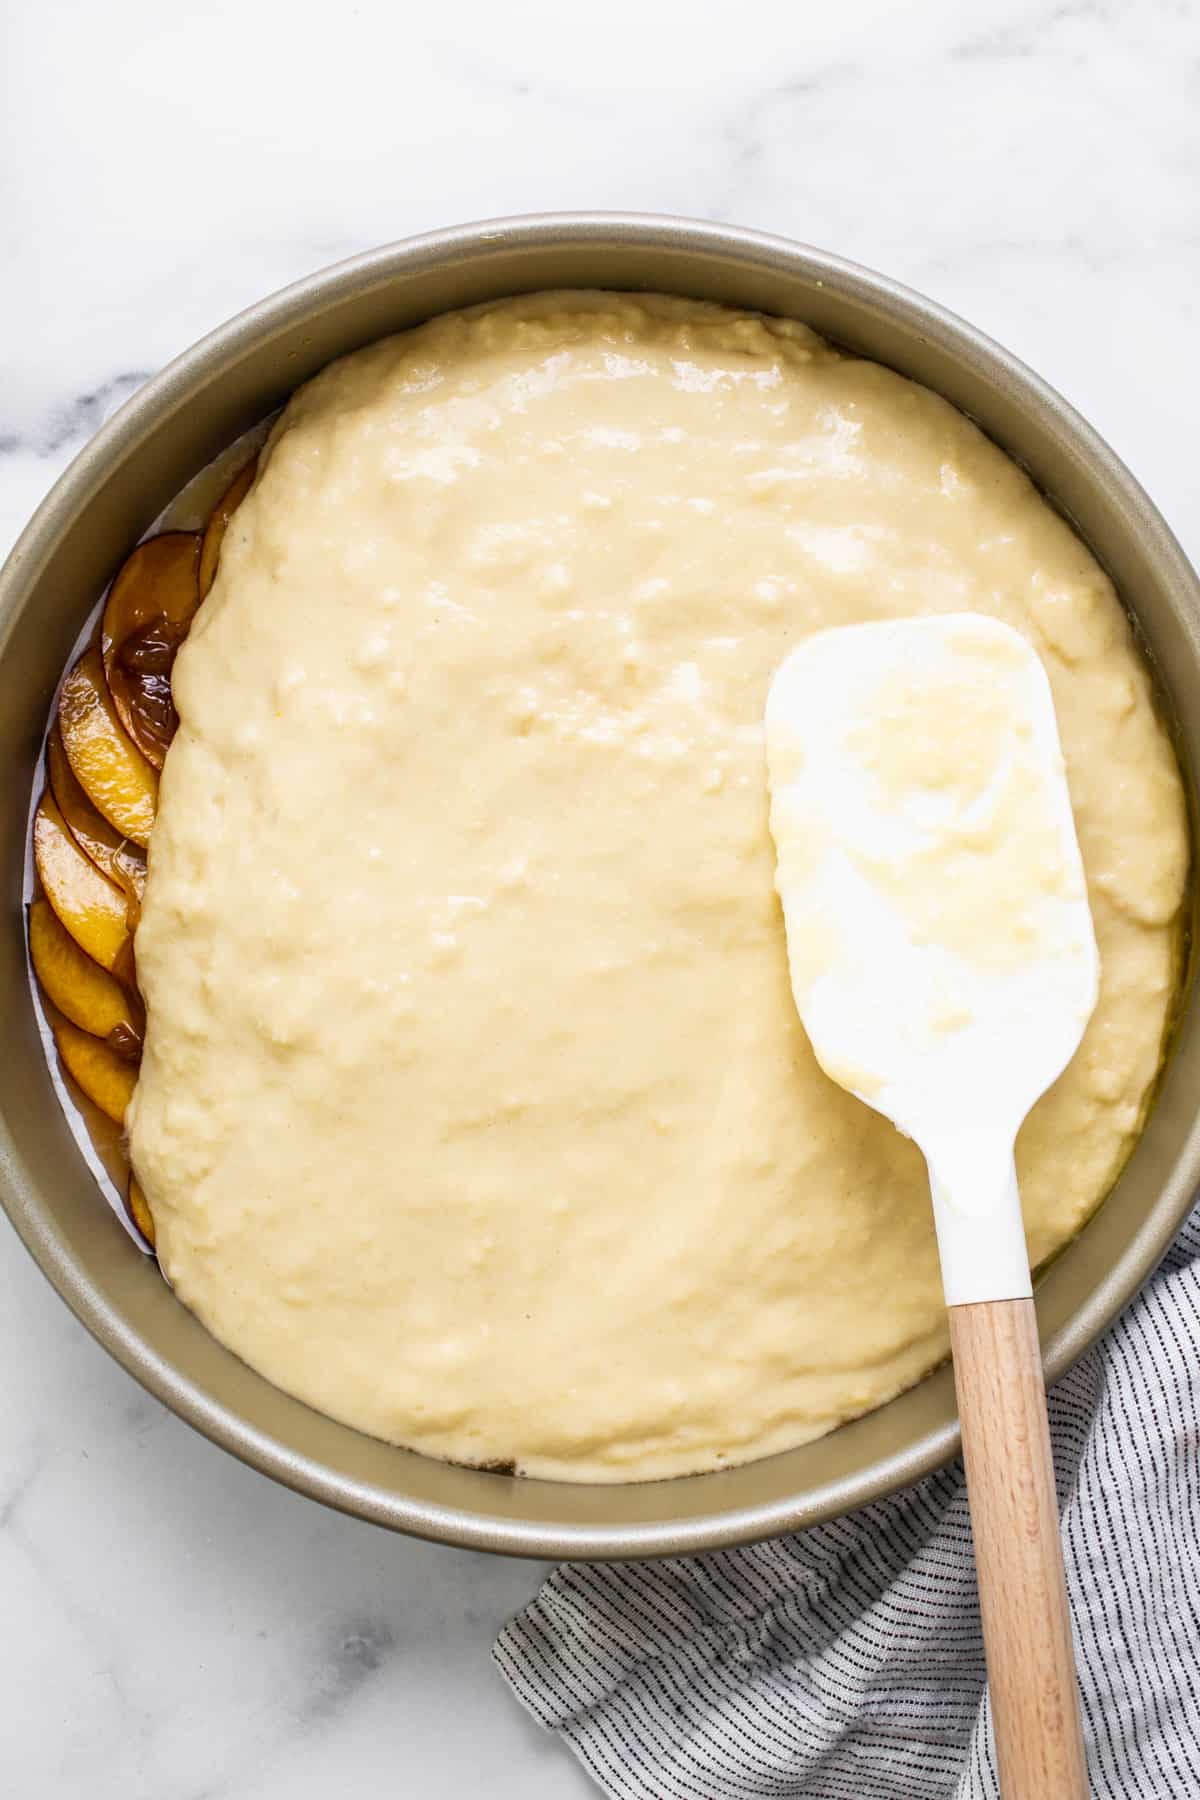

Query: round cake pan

[2,214,1198,1559]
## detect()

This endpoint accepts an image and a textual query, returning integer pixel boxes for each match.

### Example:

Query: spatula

[766,614,1097,1800]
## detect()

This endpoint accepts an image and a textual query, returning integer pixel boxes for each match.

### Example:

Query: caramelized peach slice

[51,1015,138,1125]
[28,898,142,1056]
[46,723,146,903]
[58,648,158,847]
[127,1174,156,1248]
[33,791,132,976]
[199,456,257,598]
[101,532,201,768]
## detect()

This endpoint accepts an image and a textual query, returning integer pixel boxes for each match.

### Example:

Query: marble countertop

[4,0,1198,1792]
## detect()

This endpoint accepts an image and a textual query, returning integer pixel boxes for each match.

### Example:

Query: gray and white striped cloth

[495,1202,1200,1797]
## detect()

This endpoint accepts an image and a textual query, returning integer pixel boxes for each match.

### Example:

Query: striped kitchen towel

[495,1201,1200,1797]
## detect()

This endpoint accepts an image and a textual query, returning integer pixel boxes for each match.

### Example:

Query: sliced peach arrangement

[28,898,142,1053]
[46,724,147,908]
[102,531,203,767]
[28,455,258,1251]
[33,792,134,977]
[58,648,160,848]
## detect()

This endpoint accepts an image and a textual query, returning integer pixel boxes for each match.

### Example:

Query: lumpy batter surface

[129,294,1188,1481]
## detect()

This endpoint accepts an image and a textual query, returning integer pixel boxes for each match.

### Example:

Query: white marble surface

[3,0,1199,1791]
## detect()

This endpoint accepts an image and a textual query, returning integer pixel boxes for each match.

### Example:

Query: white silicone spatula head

[766,614,1099,1306]
[766,616,1099,1799]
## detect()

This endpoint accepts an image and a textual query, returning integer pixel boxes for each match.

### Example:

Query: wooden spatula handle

[948,1297,1088,1798]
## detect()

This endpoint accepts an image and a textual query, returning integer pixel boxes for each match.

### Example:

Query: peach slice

[51,1014,138,1125]
[199,455,257,598]
[46,723,146,904]
[127,1174,156,1248]
[28,898,143,1056]
[33,791,132,976]
[58,648,158,847]
[101,532,202,768]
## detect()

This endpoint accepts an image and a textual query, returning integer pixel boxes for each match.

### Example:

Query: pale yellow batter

[128,294,1188,1482]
